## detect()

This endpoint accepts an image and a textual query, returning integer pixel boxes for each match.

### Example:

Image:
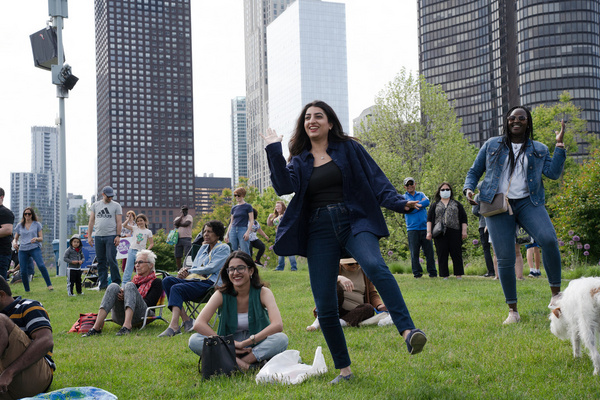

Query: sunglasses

[507,115,527,122]
[440,189,451,192]
[23,212,32,215]
[405,182,414,186]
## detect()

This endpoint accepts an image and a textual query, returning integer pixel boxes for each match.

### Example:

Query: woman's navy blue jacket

[265,140,411,257]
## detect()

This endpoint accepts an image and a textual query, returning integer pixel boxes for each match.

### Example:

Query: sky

[0,0,419,207]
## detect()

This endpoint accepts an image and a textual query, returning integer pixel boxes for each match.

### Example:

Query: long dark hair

[288,100,356,161]
[218,251,263,296]
[433,182,454,202]
[20,207,38,227]
[502,106,534,177]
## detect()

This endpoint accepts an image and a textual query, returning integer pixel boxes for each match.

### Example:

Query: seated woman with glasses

[83,249,163,336]
[188,251,288,370]
[307,258,387,331]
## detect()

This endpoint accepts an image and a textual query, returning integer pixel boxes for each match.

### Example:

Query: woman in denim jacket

[464,106,566,324]
[261,100,427,384]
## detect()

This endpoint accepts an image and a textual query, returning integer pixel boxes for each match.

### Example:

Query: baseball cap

[403,177,415,186]
[102,186,115,197]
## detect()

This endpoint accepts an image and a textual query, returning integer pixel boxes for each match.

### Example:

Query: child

[249,208,269,266]
[64,234,85,296]
[122,214,153,285]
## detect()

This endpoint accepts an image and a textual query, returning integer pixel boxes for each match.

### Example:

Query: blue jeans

[276,255,297,271]
[95,235,121,289]
[229,226,250,255]
[18,247,52,291]
[189,331,289,362]
[407,230,437,277]
[122,248,138,285]
[307,203,416,369]
[163,276,214,310]
[0,254,10,280]
[486,197,562,304]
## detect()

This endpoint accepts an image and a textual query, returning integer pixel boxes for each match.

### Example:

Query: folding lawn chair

[81,258,99,289]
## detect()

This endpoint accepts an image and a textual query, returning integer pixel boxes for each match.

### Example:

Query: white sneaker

[503,310,521,325]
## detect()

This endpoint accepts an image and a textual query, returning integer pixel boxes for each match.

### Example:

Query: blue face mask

[440,190,451,199]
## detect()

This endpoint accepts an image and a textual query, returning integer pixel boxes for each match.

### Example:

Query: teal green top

[217,286,270,342]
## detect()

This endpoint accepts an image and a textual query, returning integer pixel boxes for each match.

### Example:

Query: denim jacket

[265,140,410,256]
[463,137,566,207]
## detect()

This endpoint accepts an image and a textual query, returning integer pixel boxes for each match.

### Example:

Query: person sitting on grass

[0,276,55,399]
[188,251,288,370]
[83,249,163,337]
[159,221,231,337]
[307,258,387,331]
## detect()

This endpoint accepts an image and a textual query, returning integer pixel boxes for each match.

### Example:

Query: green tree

[151,229,177,272]
[550,150,600,263]
[72,203,90,235]
[357,69,478,258]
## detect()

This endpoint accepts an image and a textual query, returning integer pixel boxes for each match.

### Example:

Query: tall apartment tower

[267,0,349,154]
[10,126,60,262]
[95,0,195,232]
[231,96,248,188]
[243,0,294,192]
[418,0,600,150]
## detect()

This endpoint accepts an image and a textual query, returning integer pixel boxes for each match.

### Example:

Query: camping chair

[106,270,169,330]
[81,258,99,289]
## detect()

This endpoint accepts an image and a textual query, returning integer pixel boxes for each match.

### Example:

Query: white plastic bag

[255,346,327,384]
[377,313,394,326]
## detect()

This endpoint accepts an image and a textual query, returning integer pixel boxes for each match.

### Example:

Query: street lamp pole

[49,0,69,276]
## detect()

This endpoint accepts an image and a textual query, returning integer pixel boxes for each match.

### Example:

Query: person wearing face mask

[426,182,468,279]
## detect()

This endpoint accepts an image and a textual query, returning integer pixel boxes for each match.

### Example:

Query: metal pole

[52,0,68,277]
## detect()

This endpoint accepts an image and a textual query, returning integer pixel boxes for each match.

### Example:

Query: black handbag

[200,335,238,379]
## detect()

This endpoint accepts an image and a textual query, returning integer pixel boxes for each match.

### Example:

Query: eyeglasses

[233,194,240,197]
[405,182,414,186]
[507,115,527,122]
[134,260,150,265]
[227,265,248,274]
[23,212,32,216]
[440,189,451,192]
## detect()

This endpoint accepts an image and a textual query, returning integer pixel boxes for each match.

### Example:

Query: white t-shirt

[130,226,153,251]
[498,143,529,199]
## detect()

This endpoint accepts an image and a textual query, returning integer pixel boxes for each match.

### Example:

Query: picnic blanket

[20,386,117,400]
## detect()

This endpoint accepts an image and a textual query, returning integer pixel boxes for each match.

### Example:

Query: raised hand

[260,128,283,145]
[555,119,566,145]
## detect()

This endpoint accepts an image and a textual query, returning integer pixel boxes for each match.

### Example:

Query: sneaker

[116,326,131,336]
[158,327,181,337]
[254,260,263,266]
[483,272,495,278]
[528,271,536,278]
[68,293,75,297]
[329,373,354,385]
[405,328,427,355]
[181,320,195,333]
[503,310,521,324]
[82,328,102,337]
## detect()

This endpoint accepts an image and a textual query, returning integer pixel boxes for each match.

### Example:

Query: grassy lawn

[16,262,600,399]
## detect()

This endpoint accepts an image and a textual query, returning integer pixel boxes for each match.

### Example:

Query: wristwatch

[250,334,256,344]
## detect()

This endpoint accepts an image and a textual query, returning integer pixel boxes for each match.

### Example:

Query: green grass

[16,262,600,399]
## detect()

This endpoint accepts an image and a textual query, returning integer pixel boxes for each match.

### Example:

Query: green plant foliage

[356,69,480,258]
[550,150,600,262]
[150,228,176,272]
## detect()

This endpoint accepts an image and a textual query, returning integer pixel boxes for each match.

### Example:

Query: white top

[130,226,153,251]
[237,313,249,332]
[498,142,529,199]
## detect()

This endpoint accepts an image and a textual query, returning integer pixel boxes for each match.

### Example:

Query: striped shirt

[1,296,55,370]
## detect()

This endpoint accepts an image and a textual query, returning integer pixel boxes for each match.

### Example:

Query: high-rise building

[194,175,232,215]
[95,0,195,232]
[243,0,295,191]
[267,0,349,154]
[10,126,60,263]
[418,0,600,151]
[231,96,248,187]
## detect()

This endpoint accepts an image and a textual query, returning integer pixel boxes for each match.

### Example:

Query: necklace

[320,156,324,160]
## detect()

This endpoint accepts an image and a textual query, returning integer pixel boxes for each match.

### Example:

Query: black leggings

[67,268,82,295]
[250,239,266,262]
[433,228,465,277]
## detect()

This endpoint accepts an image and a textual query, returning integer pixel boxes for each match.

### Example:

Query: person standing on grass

[267,201,297,271]
[122,214,153,285]
[471,190,495,277]
[261,100,427,385]
[464,106,566,324]
[526,241,541,277]
[173,206,193,270]
[225,188,254,255]
[403,177,437,278]
[249,209,269,266]
[0,188,14,280]
[64,234,85,296]
[0,276,54,399]
[88,186,123,289]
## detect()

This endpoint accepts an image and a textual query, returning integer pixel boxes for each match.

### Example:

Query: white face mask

[440,190,451,199]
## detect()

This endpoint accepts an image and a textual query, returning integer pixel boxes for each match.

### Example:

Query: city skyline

[1,0,418,206]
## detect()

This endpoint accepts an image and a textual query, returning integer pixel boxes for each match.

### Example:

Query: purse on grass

[200,335,238,379]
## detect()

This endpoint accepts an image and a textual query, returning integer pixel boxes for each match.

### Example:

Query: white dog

[549,277,600,375]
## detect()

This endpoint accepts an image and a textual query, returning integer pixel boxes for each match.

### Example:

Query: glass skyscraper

[418,0,600,150]
[231,96,248,188]
[267,0,349,157]
[95,0,195,231]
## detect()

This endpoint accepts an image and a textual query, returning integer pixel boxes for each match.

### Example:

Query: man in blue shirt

[403,177,437,278]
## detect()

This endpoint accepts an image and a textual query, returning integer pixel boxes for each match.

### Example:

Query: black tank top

[306,161,344,210]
